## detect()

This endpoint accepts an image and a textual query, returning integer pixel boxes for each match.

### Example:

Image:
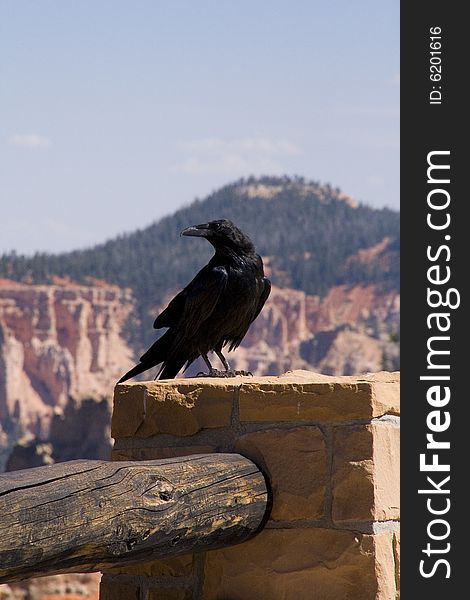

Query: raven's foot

[196,368,229,378]
[195,369,253,378]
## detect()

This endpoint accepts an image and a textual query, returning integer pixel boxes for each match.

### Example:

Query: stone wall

[101,370,400,600]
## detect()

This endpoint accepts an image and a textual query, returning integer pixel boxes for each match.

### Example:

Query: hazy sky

[0,1,399,254]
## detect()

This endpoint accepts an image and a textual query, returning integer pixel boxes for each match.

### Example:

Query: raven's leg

[196,353,227,377]
[215,349,231,371]
[195,352,253,378]
[215,349,253,377]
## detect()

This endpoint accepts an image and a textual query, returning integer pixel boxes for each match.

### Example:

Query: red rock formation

[0,573,100,600]
[306,283,400,332]
[0,279,135,468]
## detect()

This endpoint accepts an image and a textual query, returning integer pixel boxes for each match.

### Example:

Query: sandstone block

[332,420,400,522]
[373,421,400,521]
[99,579,139,600]
[235,427,327,520]
[111,385,146,439]
[374,531,399,600]
[111,445,215,462]
[112,381,234,438]
[332,425,374,521]
[202,528,383,600]
[238,370,399,423]
[393,530,400,596]
[106,554,193,577]
[110,449,134,462]
[147,588,193,600]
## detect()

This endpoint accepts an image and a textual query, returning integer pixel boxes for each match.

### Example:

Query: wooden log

[0,453,268,583]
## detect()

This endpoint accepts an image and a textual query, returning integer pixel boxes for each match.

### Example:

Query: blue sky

[0,1,399,254]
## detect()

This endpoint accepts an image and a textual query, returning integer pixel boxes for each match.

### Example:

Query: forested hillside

[0,176,399,350]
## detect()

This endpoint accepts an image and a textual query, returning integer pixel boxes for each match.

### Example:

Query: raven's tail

[158,357,188,380]
[117,361,152,384]
[117,329,175,384]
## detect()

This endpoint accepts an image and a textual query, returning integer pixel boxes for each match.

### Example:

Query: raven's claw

[195,369,253,378]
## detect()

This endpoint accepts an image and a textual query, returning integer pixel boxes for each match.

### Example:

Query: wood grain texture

[0,454,268,583]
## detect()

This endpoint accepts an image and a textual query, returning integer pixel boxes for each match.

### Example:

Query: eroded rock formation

[0,279,134,469]
[225,283,400,377]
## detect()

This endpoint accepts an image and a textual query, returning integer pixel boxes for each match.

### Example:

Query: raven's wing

[179,265,228,336]
[251,277,271,322]
[226,276,271,352]
[155,265,228,377]
[153,289,187,329]
[154,265,228,332]
[153,264,227,329]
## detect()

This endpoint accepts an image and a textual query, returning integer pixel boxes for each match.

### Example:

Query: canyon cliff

[0,279,134,469]
[209,283,399,377]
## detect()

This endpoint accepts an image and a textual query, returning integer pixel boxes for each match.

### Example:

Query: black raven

[118,219,271,382]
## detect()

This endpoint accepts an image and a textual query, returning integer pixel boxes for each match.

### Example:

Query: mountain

[0,176,399,351]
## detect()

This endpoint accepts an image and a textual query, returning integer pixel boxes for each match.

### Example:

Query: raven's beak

[181,223,210,237]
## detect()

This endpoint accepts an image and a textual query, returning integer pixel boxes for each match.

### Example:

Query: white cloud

[174,136,301,176]
[9,133,51,149]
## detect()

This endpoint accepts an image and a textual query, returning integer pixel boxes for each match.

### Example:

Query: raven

[118,219,271,382]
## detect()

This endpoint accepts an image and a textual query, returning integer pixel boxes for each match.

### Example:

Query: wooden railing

[0,454,269,583]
